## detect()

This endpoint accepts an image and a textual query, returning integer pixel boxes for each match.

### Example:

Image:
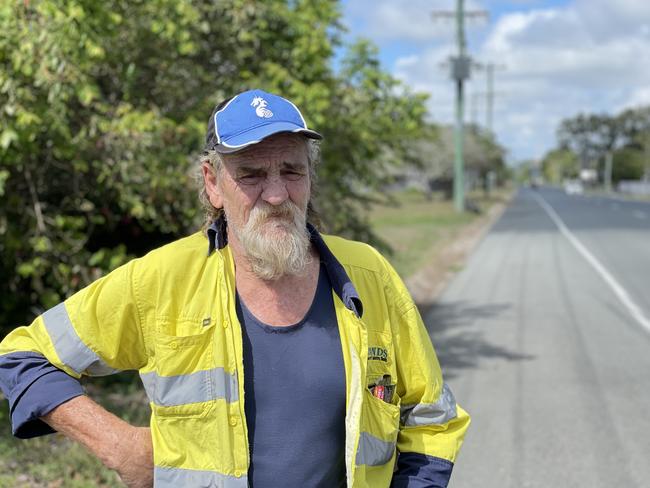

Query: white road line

[634,210,647,220]
[533,192,650,334]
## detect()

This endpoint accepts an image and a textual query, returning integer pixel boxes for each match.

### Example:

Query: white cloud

[620,87,650,111]
[352,0,650,158]
[574,0,650,41]
[343,0,488,43]
[352,0,650,161]
[478,3,650,159]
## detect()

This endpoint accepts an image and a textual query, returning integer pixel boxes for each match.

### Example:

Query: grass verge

[367,188,509,279]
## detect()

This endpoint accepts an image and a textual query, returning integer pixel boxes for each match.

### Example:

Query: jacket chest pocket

[366,330,398,401]
[148,319,218,418]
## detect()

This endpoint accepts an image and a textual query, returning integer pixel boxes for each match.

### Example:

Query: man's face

[203,133,313,279]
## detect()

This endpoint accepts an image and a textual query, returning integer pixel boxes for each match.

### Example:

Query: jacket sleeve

[0,259,147,438]
[386,270,471,487]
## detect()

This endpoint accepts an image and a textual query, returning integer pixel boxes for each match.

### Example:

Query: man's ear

[202,162,223,209]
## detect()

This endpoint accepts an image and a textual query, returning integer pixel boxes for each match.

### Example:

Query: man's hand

[42,395,153,487]
[112,426,154,488]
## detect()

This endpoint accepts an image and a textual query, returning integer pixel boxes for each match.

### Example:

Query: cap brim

[214,122,322,154]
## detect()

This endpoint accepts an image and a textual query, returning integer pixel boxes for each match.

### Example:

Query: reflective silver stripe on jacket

[42,302,120,376]
[154,466,248,487]
[140,367,238,407]
[400,383,458,427]
[355,431,396,466]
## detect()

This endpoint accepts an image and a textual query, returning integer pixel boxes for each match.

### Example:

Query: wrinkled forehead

[222,132,309,167]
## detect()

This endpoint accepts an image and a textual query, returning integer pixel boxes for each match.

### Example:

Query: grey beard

[232,202,312,281]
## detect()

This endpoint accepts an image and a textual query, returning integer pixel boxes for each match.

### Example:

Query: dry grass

[367,188,508,279]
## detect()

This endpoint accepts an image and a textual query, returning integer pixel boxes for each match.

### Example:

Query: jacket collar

[206,216,363,318]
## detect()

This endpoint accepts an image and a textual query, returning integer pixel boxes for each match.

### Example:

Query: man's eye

[283,171,305,181]
[238,175,263,185]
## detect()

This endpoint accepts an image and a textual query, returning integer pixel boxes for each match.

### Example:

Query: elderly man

[0,89,469,488]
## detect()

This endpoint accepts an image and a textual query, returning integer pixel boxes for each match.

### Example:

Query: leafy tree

[402,124,507,197]
[612,146,645,183]
[512,160,535,185]
[557,113,623,172]
[541,148,579,183]
[316,40,429,241]
[465,128,508,186]
[0,1,428,333]
[555,106,650,181]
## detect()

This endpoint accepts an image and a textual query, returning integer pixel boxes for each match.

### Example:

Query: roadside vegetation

[369,190,472,278]
[541,106,650,185]
[0,1,507,336]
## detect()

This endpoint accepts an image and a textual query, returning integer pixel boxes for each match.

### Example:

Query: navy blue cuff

[11,369,84,439]
[391,452,454,488]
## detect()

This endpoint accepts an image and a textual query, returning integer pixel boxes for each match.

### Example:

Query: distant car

[530,176,543,189]
[564,179,584,195]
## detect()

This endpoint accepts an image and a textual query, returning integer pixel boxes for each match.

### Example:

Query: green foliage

[512,160,534,184]
[0,1,429,333]
[557,113,622,163]
[316,39,429,240]
[555,106,650,180]
[612,146,645,183]
[403,125,508,193]
[541,147,579,183]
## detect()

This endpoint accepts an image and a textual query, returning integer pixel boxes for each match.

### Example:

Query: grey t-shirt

[236,263,346,488]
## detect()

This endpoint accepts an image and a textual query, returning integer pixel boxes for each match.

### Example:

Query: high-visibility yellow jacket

[0,227,470,487]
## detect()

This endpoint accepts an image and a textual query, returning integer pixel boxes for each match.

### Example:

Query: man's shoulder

[321,234,388,273]
[131,230,209,274]
[322,233,414,315]
[140,230,207,260]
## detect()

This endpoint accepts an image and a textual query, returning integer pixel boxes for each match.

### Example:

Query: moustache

[251,202,301,222]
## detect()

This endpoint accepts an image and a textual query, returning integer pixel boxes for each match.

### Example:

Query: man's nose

[261,175,289,205]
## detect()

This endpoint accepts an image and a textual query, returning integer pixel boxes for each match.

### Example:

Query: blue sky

[340,0,650,162]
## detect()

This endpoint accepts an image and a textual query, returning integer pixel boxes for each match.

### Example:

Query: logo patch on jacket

[368,346,388,362]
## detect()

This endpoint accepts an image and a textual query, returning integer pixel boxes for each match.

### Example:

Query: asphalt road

[424,187,650,488]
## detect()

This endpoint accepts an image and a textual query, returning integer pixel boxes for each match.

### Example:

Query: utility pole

[604,151,613,193]
[432,1,488,212]
[643,132,650,184]
[486,63,495,134]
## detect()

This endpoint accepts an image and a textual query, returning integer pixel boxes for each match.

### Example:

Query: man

[0,89,470,487]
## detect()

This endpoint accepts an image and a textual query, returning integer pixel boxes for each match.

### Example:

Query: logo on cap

[251,97,273,119]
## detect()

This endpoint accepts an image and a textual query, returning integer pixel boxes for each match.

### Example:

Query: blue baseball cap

[204,89,322,154]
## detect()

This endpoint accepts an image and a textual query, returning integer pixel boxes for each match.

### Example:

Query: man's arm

[0,353,153,486]
[391,303,471,487]
[0,259,147,437]
[391,453,454,488]
[42,395,153,488]
[364,249,470,487]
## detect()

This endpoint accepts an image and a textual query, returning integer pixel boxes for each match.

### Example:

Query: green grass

[583,186,650,202]
[367,189,503,278]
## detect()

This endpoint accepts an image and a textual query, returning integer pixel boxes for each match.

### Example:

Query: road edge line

[533,192,650,335]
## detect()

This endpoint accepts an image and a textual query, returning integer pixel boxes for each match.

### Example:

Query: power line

[432,1,488,212]
[472,62,506,134]
[484,62,506,134]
